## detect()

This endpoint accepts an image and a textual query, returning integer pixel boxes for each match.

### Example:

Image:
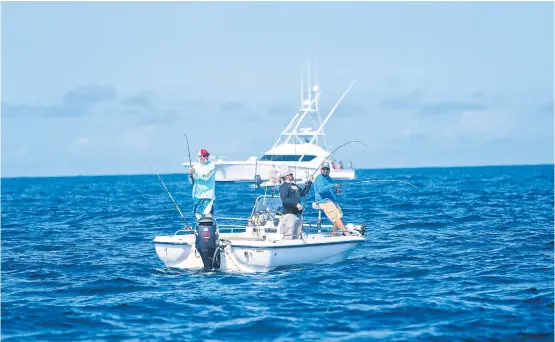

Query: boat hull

[213,162,355,182]
[154,234,364,273]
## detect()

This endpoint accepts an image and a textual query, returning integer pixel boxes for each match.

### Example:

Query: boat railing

[218,224,247,233]
[215,216,249,233]
[216,217,250,221]
[173,224,247,235]
[174,227,194,235]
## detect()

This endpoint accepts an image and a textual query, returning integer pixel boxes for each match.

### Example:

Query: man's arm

[314,176,335,194]
[300,180,313,196]
[188,167,195,184]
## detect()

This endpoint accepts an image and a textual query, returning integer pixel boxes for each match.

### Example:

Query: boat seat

[310,203,323,233]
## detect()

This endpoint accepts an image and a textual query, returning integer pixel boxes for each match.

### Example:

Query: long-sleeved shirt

[279,180,312,215]
[188,161,216,200]
[314,174,337,203]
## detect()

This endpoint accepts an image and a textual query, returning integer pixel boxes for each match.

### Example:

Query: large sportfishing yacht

[185,65,357,183]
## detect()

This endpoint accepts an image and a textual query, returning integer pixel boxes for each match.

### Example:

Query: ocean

[2,165,553,341]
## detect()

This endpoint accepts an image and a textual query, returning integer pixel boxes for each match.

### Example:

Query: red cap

[200,149,210,157]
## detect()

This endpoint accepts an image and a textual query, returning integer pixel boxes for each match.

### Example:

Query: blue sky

[2,1,553,177]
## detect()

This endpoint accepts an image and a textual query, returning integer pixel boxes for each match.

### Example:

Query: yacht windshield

[259,155,316,162]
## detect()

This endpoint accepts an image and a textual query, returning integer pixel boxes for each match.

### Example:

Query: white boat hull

[154,233,364,273]
[213,161,356,182]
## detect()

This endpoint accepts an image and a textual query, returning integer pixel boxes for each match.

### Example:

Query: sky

[1,1,553,177]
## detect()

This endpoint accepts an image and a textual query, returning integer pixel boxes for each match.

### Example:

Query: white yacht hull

[154,233,364,273]
[213,161,356,182]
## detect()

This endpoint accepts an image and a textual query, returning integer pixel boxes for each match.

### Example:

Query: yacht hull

[213,161,355,182]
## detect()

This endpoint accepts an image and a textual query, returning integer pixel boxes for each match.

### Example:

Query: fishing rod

[342,179,419,189]
[149,159,187,222]
[308,140,369,180]
[184,133,194,184]
[300,140,367,218]
[262,135,282,203]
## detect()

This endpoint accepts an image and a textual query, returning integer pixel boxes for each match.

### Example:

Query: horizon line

[2,162,553,180]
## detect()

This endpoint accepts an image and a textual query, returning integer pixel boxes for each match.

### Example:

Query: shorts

[316,201,343,222]
[193,198,215,217]
[280,213,303,239]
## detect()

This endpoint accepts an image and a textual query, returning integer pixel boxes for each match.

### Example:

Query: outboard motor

[195,217,221,271]
[254,175,263,188]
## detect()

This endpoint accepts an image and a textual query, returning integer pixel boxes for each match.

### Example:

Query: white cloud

[76,136,90,145]
[440,109,516,143]
[120,124,158,153]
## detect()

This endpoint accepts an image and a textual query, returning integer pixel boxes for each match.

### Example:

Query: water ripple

[2,165,553,341]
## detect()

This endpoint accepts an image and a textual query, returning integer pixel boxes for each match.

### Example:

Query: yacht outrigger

[153,195,366,273]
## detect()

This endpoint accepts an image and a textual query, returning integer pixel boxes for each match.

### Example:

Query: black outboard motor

[254,175,263,188]
[195,217,221,271]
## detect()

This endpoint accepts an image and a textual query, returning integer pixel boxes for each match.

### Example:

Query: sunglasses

[200,154,209,158]
[321,168,330,171]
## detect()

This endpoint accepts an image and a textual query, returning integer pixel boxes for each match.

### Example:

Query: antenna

[307,81,357,146]
[314,62,318,87]
[307,61,311,105]
[301,65,304,103]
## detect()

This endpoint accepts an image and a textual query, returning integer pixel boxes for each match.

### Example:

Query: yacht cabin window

[259,155,317,162]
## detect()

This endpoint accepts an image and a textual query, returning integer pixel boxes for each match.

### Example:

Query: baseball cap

[321,162,330,169]
[199,149,210,157]
[280,168,294,178]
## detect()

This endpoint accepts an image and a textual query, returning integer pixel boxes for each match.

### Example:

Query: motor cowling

[195,217,221,271]
[254,175,263,188]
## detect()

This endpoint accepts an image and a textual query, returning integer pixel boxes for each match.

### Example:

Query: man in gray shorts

[278,168,313,239]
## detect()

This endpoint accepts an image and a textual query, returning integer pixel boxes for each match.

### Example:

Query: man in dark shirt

[278,168,313,239]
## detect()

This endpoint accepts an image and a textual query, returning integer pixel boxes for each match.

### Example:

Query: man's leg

[335,218,348,234]
[203,199,214,218]
[322,201,345,236]
[332,221,338,236]
[293,214,303,239]
[193,199,202,220]
[280,214,297,239]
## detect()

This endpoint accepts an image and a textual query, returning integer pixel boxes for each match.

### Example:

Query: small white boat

[153,195,366,273]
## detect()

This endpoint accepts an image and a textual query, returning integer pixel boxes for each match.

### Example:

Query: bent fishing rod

[148,159,187,223]
[308,140,369,180]
[300,140,369,214]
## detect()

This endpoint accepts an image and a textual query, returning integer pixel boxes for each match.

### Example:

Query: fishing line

[302,140,369,217]
[343,179,419,189]
[149,159,187,223]
[308,140,369,180]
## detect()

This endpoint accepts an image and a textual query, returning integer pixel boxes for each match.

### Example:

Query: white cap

[280,168,294,178]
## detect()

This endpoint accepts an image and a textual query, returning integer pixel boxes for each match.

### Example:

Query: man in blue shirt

[313,162,348,236]
[188,148,216,220]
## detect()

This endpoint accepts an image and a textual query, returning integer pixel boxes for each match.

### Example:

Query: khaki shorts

[317,201,343,222]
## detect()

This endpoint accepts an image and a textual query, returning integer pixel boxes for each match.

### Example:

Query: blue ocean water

[1,165,554,341]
